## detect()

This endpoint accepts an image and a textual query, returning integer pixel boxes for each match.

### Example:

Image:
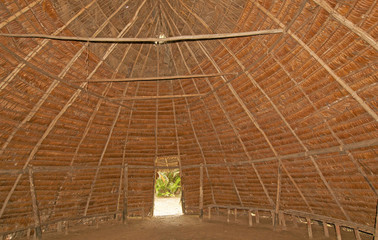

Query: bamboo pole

[312,0,377,51]
[307,217,313,239]
[248,210,253,227]
[112,94,205,101]
[123,164,128,224]
[28,167,42,240]
[0,29,283,43]
[274,161,282,230]
[0,0,140,219]
[354,229,361,240]
[161,9,242,208]
[335,224,342,240]
[75,73,237,83]
[323,221,330,238]
[199,164,204,220]
[374,199,378,240]
[256,210,260,224]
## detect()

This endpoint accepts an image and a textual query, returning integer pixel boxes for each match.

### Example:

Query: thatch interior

[0,0,377,238]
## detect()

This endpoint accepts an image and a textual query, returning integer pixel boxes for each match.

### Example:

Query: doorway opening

[153,156,183,216]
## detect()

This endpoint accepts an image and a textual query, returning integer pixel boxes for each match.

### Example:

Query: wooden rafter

[0,1,97,93]
[0,0,144,219]
[163,5,274,207]
[177,0,353,220]
[73,73,237,83]
[162,11,244,207]
[0,0,43,29]
[84,2,153,216]
[0,0,97,156]
[0,29,284,43]
[312,0,377,51]
[253,1,377,122]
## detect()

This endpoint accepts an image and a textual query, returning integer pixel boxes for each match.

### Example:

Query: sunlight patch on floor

[153,197,183,216]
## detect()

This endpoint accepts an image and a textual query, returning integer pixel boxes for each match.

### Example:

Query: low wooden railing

[206,204,375,240]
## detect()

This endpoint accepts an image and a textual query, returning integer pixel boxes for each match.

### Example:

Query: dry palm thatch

[0,0,377,238]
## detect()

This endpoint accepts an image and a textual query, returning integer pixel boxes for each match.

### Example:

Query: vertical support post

[208,206,211,219]
[271,210,275,226]
[123,164,128,224]
[227,208,230,223]
[280,212,287,230]
[292,215,298,228]
[375,200,378,240]
[335,224,342,240]
[248,210,252,227]
[307,217,313,239]
[57,222,62,232]
[199,164,204,220]
[27,228,31,239]
[234,208,237,222]
[354,229,361,240]
[28,167,42,240]
[274,161,282,230]
[323,221,329,238]
[65,222,68,235]
[255,210,260,224]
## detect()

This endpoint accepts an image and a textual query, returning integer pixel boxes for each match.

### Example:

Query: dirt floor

[42,213,370,240]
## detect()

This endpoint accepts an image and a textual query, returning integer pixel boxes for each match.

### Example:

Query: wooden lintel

[0,29,283,43]
[113,94,205,101]
[76,73,237,83]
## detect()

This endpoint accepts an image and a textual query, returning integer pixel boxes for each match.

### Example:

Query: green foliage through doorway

[155,169,181,197]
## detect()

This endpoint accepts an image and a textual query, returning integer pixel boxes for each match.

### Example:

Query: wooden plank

[0,29,284,43]
[28,167,42,240]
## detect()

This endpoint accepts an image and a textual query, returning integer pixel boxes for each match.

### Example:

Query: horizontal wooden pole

[75,73,237,83]
[286,209,374,234]
[113,94,205,101]
[207,204,374,234]
[0,138,376,175]
[0,29,284,43]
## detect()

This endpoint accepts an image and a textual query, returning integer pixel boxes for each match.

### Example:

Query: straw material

[0,0,377,235]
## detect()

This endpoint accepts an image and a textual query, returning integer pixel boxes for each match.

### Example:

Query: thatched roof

[0,0,377,236]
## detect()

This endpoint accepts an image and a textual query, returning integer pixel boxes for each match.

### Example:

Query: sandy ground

[153,197,182,216]
[42,213,365,240]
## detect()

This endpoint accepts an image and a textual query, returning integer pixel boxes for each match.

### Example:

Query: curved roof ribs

[172,0,377,221]
[0,0,146,219]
